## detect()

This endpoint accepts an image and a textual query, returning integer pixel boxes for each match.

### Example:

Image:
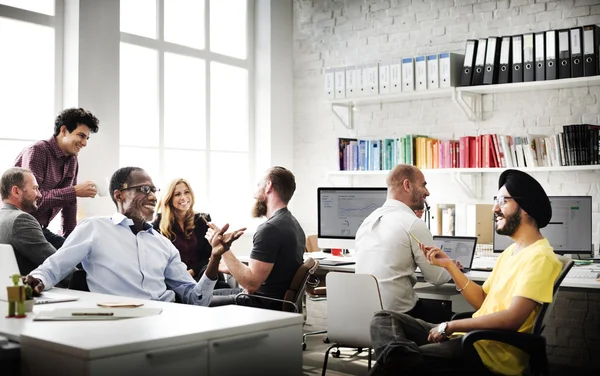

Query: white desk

[0,289,303,376]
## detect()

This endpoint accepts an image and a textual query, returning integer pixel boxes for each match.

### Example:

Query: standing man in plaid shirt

[15,108,100,249]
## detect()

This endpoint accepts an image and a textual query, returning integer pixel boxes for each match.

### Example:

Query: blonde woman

[153,178,229,288]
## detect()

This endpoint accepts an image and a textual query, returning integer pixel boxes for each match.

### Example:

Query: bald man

[355,164,449,319]
[369,169,562,376]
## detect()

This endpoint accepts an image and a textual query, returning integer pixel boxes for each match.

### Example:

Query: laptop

[0,244,79,304]
[432,235,478,272]
[318,256,356,266]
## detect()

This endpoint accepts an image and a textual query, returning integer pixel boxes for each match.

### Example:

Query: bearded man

[207,166,305,310]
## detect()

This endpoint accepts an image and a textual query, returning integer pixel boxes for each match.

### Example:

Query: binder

[345,65,357,98]
[534,32,545,81]
[511,35,523,83]
[483,37,500,85]
[366,63,379,95]
[583,25,599,77]
[324,68,335,99]
[461,39,477,86]
[415,56,427,91]
[390,60,402,93]
[498,36,512,84]
[545,30,558,80]
[427,54,439,89]
[439,52,462,88]
[401,57,415,92]
[358,64,368,96]
[570,27,583,78]
[334,67,346,99]
[523,33,535,82]
[378,62,390,94]
[558,29,571,79]
[472,38,487,86]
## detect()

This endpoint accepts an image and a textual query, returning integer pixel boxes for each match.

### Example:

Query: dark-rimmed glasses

[495,196,520,207]
[120,185,160,195]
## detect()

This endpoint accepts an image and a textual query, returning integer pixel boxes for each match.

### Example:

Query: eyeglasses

[120,185,160,195]
[495,196,520,207]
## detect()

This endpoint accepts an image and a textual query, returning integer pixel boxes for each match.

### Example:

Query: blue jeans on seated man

[369,310,489,376]
[42,227,65,250]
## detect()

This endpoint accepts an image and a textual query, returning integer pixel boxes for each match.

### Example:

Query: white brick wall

[292,0,600,250]
[292,0,600,369]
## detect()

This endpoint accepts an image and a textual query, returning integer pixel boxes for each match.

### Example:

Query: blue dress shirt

[30,213,216,305]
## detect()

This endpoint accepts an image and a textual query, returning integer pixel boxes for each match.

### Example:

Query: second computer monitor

[317,187,387,249]
[493,196,592,255]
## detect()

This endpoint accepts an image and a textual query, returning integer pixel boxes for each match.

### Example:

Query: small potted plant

[24,284,34,312]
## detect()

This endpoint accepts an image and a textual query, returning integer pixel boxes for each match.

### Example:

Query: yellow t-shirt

[472,238,561,375]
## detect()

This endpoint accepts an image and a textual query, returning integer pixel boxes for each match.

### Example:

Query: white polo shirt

[355,199,450,313]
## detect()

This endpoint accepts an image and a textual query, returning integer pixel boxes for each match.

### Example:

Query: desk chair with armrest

[321,272,383,376]
[451,255,574,376]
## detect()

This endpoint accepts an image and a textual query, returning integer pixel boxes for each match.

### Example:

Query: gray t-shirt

[250,207,305,299]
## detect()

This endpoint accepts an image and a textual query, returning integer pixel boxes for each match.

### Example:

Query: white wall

[292,0,600,248]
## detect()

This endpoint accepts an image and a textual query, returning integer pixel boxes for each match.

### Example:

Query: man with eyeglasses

[23,167,244,306]
[369,169,562,376]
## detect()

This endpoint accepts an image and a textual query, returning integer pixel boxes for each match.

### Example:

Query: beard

[495,208,522,236]
[252,197,267,218]
[21,197,38,214]
[409,190,425,211]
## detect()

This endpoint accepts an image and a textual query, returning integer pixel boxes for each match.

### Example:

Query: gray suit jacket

[0,203,57,276]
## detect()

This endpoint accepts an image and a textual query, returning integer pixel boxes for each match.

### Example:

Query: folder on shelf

[427,54,439,89]
[334,67,346,99]
[523,33,535,82]
[378,61,390,94]
[345,65,357,98]
[583,25,599,77]
[472,38,487,86]
[558,29,571,79]
[439,52,462,88]
[498,36,512,84]
[483,37,500,85]
[461,39,477,86]
[545,30,558,80]
[534,32,545,81]
[358,64,368,96]
[571,27,583,78]
[390,60,402,93]
[324,68,335,99]
[402,57,415,92]
[366,63,379,95]
[511,35,523,83]
[415,56,427,91]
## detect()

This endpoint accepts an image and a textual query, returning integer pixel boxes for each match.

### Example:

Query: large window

[0,0,59,171]
[119,0,253,228]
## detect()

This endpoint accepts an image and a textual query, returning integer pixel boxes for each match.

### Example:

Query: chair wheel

[332,349,341,358]
[302,342,306,351]
[323,337,330,343]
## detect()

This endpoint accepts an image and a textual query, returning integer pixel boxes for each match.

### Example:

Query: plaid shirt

[15,136,78,237]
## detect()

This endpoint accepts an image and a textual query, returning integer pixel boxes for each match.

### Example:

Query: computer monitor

[493,196,592,255]
[317,187,387,249]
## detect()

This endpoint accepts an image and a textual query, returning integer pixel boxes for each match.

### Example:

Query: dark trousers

[369,310,488,376]
[42,227,65,249]
[209,290,284,310]
[208,288,244,307]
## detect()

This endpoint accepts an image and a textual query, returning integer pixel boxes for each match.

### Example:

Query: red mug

[331,248,343,256]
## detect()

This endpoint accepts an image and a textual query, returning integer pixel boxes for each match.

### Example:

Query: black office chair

[68,269,89,292]
[452,255,574,376]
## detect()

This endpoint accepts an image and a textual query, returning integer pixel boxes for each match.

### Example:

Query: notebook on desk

[318,256,356,266]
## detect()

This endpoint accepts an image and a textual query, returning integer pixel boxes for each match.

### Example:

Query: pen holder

[24,300,34,313]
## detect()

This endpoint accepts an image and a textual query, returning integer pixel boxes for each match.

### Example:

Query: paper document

[33,307,162,321]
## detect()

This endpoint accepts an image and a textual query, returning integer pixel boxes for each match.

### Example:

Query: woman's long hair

[157,178,196,241]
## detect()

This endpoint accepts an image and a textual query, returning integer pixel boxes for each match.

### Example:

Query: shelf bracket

[331,103,353,129]
[452,172,482,199]
[453,90,482,121]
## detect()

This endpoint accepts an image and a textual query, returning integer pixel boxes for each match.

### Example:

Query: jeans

[208,287,244,307]
[369,310,488,375]
[42,227,65,249]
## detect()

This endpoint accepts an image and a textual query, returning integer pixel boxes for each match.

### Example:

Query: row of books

[337,124,600,171]
[461,25,600,86]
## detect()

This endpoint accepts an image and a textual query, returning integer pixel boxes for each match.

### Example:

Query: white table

[0,289,303,376]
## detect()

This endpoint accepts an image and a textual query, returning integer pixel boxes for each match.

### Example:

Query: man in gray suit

[0,167,57,276]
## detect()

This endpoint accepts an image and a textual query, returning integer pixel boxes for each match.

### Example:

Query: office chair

[68,269,89,292]
[321,272,383,376]
[451,255,574,376]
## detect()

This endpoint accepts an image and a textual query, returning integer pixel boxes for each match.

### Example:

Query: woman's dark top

[152,212,212,281]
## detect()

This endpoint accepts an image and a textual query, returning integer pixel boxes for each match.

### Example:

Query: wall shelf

[328,75,600,127]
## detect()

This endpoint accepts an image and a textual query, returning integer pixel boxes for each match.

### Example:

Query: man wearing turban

[369,169,563,376]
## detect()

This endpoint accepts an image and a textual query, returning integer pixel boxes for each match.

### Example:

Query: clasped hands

[205,222,246,257]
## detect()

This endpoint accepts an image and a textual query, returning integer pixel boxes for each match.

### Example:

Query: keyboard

[567,270,600,279]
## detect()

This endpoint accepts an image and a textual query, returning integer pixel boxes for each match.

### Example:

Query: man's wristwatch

[437,322,449,340]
